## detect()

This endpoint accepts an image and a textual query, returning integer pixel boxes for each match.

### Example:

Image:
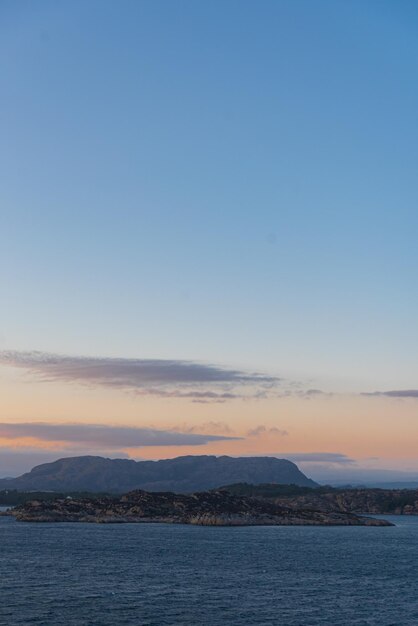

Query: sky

[1,0,418,483]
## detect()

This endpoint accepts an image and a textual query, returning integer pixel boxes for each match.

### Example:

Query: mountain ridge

[0,454,317,493]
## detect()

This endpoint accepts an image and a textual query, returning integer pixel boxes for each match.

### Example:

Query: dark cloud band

[0,350,279,400]
[362,389,418,399]
[0,422,240,448]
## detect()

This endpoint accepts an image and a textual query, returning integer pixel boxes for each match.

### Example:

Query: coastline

[5,489,393,527]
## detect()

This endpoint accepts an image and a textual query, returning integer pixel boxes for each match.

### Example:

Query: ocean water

[1,515,417,625]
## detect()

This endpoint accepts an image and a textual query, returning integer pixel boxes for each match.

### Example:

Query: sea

[1,511,417,625]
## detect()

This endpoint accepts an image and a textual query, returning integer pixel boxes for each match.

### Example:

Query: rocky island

[5,489,392,526]
[221,483,418,515]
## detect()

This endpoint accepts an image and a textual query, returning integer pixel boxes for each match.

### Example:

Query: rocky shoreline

[2,489,393,526]
[223,483,418,515]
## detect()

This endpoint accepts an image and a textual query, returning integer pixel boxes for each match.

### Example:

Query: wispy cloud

[170,421,235,435]
[4,350,414,403]
[135,389,241,403]
[0,422,240,448]
[277,452,356,465]
[0,350,279,401]
[246,425,288,437]
[362,389,418,399]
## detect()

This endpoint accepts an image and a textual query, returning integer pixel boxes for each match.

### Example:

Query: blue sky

[1,1,418,479]
[2,0,418,385]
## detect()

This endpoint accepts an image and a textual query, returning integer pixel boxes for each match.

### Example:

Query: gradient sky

[1,0,418,482]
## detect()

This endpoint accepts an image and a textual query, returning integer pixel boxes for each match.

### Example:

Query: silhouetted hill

[0,455,317,493]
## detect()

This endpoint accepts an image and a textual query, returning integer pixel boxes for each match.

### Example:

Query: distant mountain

[0,455,317,493]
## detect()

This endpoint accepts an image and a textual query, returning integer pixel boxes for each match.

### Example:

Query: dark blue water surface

[1,515,418,625]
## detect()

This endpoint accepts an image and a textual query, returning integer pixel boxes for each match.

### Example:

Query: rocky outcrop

[7,489,392,526]
[273,489,418,515]
[221,483,418,515]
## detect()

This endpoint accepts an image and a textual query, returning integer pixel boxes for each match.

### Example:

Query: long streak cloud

[0,422,240,448]
[0,350,279,400]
